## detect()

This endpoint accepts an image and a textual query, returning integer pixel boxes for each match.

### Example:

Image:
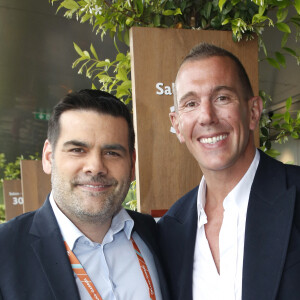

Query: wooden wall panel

[3,179,23,220]
[21,160,51,213]
[130,27,258,214]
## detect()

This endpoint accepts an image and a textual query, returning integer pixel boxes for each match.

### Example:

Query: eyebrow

[178,91,198,105]
[63,140,89,148]
[101,144,127,153]
[63,140,127,153]
[178,85,238,104]
[213,85,237,94]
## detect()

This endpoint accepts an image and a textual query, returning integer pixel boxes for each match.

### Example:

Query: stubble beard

[51,163,131,225]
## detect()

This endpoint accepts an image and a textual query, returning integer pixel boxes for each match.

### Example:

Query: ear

[130,149,136,182]
[248,96,263,131]
[169,112,185,143]
[42,139,53,175]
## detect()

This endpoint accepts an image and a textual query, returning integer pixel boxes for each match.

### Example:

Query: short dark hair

[174,43,254,109]
[47,89,135,155]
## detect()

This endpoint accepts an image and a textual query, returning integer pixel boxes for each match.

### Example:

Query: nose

[82,152,108,175]
[197,100,218,126]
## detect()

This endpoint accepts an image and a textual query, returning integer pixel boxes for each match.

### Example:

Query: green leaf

[265,149,281,158]
[96,61,110,67]
[116,68,128,81]
[203,2,212,19]
[282,123,292,131]
[60,0,79,10]
[222,18,230,25]
[123,30,129,46]
[218,0,227,11]
[276,8,289,23]
[98,74,112,83]
[174,8,182,15]
[153,14,161,27]
[286,97,292,110]
[162,9,177,16]
[72,56,87,68]
[295,0,300,14]
[83,51,90,58]
[275,52,286,66]
[116,53,126,61]
[284,111,291,123]
[281,32,289,48]
[261,127,269,137]
[90,44,98,60]
[272,113,283,119]
[275,22,291,33]
[291,132,299,139]
[283,47,297,57]
[266,57,280,69]
[81,13,91,23]
[126,17,134,26]
[136,0,144,15]
[73,42,84,56]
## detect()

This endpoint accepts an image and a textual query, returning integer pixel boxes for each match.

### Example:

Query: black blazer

[158,151,300,300]
[0,197,170,300]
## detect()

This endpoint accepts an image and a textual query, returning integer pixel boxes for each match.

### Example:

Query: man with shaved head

[158,43,300,300]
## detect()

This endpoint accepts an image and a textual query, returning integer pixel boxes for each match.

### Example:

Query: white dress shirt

[193,150,260,300]
[50,194,162,300]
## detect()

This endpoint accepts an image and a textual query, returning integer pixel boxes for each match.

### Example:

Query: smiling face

[42,110,135,225]
[171,56,262,176]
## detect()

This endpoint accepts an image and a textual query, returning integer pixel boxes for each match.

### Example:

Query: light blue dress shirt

[50,194,162,300]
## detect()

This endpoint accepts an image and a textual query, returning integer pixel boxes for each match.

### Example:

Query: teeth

[83,185,105,188]
[200,134,227,144]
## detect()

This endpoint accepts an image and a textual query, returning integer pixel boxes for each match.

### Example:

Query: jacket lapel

[242,152,296,300]
[177,200,198,300]
[166,188,198,300]
[29,198,80,300]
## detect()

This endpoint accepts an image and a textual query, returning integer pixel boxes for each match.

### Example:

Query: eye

[215,95,230,103]
[105,151,121,157]
[179,100,199,112]
[70,148,85,153]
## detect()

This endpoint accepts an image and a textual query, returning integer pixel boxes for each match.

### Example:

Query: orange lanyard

[64,238,156,300]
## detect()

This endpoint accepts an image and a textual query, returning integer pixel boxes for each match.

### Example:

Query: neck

[203,147,256,207]
[71,217,112,244]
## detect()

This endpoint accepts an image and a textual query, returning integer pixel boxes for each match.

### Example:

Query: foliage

[73,42,132,103]
[0,153,41,186]
[260,93,300,158]
[0,204,5,224]
[51,0,300,117]
[122,180,137,211]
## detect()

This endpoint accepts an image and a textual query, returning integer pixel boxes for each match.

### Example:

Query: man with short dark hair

[158,43,300,300]
[0,89,169,300]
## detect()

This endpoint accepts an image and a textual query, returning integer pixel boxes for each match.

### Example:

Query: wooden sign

[130,27,258,214]
[20,160,51,213]
[3,179,23,221]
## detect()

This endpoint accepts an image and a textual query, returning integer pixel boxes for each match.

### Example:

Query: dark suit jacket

[158,151,300,300]
[0,197,170,300]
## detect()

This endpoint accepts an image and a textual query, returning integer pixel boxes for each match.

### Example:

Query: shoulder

[258,150,300,187]
[0,211,35,236]
[160,186,198,223]
[126,209,156,227]
[0,211,36,254]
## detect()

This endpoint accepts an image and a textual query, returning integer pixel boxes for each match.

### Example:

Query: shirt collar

[197,149,260,223]
[49,193,134,249]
